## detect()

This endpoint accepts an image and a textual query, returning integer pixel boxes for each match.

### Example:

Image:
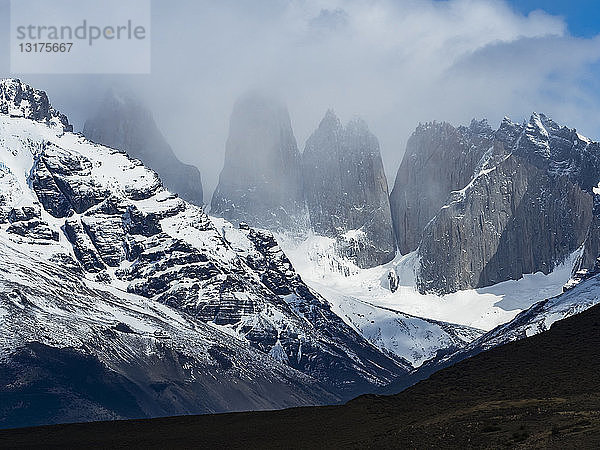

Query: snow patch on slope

[277,233,580,332]
[470,273,600,352]
[313,283,482,367]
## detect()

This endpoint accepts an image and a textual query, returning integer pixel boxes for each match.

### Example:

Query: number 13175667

[19,42,73,52]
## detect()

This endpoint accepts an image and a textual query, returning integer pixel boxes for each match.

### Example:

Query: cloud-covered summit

[2,0,599,197]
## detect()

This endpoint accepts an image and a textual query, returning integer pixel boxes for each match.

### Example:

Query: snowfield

[275,232,580,364]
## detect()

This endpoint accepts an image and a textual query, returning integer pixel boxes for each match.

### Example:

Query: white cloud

[5,0,600,197]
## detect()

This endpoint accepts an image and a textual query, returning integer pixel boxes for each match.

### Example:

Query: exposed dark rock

[389,119,494,254]
[0,79,72,131]
[575,199,600,274]
[113,322,136,334]
[30,155,73,218]
[302,111,396,268]
[7,219,59,242]
[4,205,57,242]
[35,143,110,214]
[83,88,203,206]
[211,92,306,231]
[64,218,106,273]
[387,269,399,293]
[392,114,600,295]
[81,215,126,267]
[8,205,41,223]
[123,206,163,237]
[418,148,593,294]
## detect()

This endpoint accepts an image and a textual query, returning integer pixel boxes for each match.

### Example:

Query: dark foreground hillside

[2,304,600,448]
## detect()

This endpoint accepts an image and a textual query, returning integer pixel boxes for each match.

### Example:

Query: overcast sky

[1,0,600,200]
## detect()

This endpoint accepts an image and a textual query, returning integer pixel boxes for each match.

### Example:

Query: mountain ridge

[390,113,600,295]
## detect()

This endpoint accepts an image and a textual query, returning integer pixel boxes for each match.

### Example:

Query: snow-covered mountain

[463,271,600,353]
[379,265,600,396]
[0,234,337,428]
[0,79,418,427]
[277,231,585,367]
[397,270,600,395]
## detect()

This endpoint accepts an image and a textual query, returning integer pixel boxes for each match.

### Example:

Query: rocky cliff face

[392,113,600,295]
[417,144,593,294]
[302,111,395,268]
[0,79,71,132]
[389,119,494,255]
[0,80,409,423]
[575,201,600,274]
[83,89,203,206]
[0,240,338,428]
[211,92,306,230]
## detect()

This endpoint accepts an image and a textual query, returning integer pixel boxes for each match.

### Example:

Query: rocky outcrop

[0,79,71,131]
[410,114,600,294]
[211,92,306,231]
[389,119,494,255]
[84,89,203,206]
[228,225,408,383]
[3,204,58,243]
[302,111,395,268]
[418,145,593,294]
[575,201,600,274]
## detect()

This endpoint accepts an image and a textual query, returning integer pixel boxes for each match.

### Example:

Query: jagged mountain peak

[465,118,493,136]
[0,78,71,132]
[308,111,375,150]
[322,107,339,120]
[302,110,395,268]
[523,111,584,142]
[100,86,151,117]
[226,91,297,150]
[211,91,305,231]
[317,108,342,131]
[496,112,599,187]
[345,116,370,133]
[391,112,600,295]
[413,118,492,140]
[496,115,522,143]
[414,120,452,134]
[497,112,592,150]
[232,90,290,123]
[528,111,560,129]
